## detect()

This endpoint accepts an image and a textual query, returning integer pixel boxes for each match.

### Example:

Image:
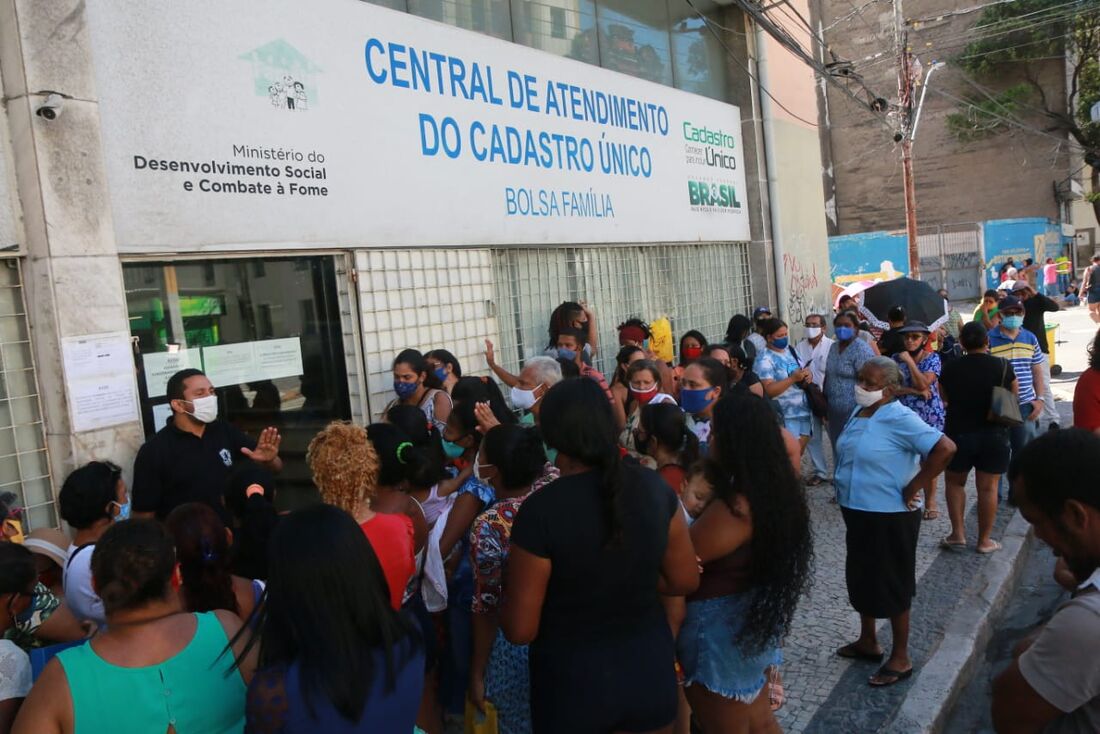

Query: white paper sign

[202,343,257,388]
[151,402,174,430]
[84,0,750,252]
[61,332,140,433]
[142,348,204,398]
[254,338,304,381]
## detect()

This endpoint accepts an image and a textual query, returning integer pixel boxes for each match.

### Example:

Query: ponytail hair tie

[396,441,414,464]
[200,538,217,563]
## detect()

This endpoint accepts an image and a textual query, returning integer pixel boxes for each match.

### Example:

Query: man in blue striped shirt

[988,296,1044,499]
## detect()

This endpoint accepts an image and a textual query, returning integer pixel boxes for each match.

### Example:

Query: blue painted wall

[830,218,1071,291]
[828,231,910,284]
[982,218,1067,290]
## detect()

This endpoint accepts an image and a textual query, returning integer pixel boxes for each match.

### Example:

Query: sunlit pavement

[775,303,1093,733]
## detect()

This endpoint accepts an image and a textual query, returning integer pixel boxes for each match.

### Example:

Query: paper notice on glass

[151,402,173,430]
[142,349,203,398]
[202,343,257,388]
[61,332,140,433]
[254,338,304,381]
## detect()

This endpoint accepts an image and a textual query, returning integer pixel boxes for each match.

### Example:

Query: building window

[596,0,674,86]
[124,257,352,509]
[668,0,729,102]
[550,6,566,38]
[512,0,598,64]
[257,304,274,339]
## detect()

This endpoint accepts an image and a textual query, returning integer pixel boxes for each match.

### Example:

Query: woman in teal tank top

[13,520,254,734]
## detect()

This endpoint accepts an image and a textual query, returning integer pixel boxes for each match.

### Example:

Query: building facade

[816,0,1074,237]
[0,0,832,519]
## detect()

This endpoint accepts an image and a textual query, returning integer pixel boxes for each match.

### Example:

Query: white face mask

[806,326,823,339]
[185,395,219,424]
[510,385,540,411]
[854,386,884,408]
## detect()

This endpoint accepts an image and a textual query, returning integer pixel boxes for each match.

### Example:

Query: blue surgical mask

[433,367,448,383]
[442,438,467,459]
[112,501,131,522]
[544,444,558,466]
[680,387,714,415]
[1002,315,1024,330]
[394,381,419,400]
[772,337,789,350]
[557,348,577,361]
[836,326,855,342]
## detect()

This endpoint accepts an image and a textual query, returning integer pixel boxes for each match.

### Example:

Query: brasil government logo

[688,181,742,210]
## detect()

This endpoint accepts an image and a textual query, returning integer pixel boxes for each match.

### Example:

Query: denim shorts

[677,592,783,703]
[784,415,812,438]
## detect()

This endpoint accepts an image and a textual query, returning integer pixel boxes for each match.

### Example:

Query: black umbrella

[858,277,948,331]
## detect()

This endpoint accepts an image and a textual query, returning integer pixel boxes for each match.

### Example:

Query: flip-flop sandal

[806,476,824,487]
[977,540,1003,554]
[836,644,885,663]
[923,508,940,521]
[940,537,966,551]
[869,665,914,687]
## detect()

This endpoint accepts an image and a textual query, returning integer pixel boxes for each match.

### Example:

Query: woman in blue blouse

[892,321,947,520]
[833,358,955,688]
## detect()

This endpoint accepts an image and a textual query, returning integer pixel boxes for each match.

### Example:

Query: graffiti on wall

[783,252,826,324]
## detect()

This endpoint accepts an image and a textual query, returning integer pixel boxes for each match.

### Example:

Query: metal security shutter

[0,261,53,529]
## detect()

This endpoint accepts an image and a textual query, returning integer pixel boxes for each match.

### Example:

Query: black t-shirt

[878,328,905,357]
[1023,294,1059,354]
[511,465,678,644]
[1089,265,1100,296]
[132,420,257,521]
[940,353,1017,436]
[728,370,761,397]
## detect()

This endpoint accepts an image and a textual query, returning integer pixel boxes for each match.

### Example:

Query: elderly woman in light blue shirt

[833,357,956,689]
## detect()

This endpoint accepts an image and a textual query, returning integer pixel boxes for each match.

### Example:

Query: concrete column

[0,0,144,493]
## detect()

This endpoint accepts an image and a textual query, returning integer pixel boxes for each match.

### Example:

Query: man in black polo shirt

[132,368,282,520]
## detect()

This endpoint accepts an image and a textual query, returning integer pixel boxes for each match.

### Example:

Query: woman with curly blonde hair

[308,421,415,610]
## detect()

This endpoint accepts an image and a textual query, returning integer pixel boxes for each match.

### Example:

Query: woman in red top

[634,402,701,495]
[1074,328,1100,433]
[307,421,414,610]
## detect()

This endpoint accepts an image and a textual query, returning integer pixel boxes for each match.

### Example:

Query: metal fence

[917,223,983,301]
[490,242,755,378]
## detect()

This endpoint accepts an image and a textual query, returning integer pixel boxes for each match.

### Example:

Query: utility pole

[894,0,920,278]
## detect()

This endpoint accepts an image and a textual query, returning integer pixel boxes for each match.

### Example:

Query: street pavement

[774,303,1094,733]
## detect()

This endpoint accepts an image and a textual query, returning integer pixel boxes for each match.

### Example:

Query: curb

[890,510,1034,733]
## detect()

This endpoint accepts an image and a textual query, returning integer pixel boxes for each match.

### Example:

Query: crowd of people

[0,285,1093,733]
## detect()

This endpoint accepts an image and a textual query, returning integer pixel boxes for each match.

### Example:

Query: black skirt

[841,506,922,618]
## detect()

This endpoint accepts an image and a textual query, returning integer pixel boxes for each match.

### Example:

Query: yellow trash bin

[1046,323,1060,375]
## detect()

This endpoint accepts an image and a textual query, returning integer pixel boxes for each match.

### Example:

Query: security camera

[35,94,64,121]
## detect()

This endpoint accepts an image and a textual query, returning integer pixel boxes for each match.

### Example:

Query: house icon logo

[239,39,323,111]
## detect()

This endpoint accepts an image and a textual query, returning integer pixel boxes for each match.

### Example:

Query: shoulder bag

[988,358,1023,427]
[789,347,829,419]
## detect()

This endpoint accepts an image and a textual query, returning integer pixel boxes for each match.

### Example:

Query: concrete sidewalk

[775,305,1094,732]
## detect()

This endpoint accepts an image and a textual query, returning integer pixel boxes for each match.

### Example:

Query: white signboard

[61,332,141,432]
[142,348,203,398]
[84,0,750,252]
